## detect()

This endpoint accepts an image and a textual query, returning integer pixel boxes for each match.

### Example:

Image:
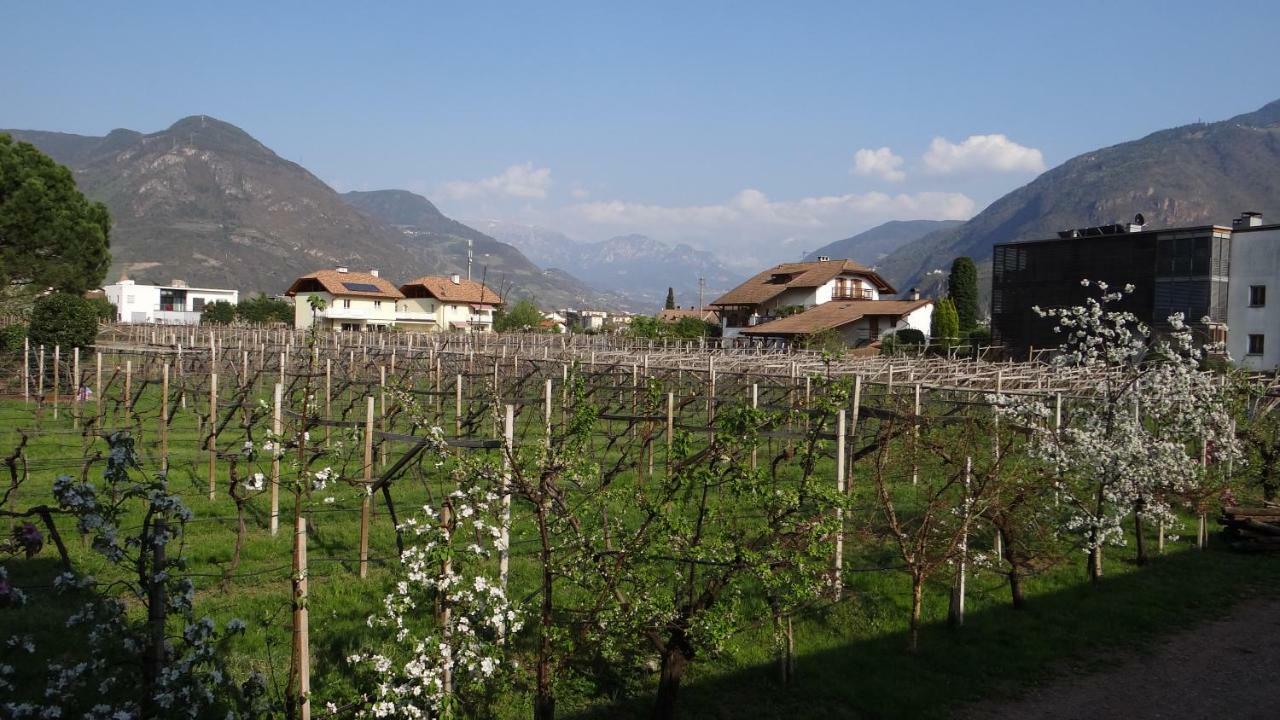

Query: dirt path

[961,595,1280,720]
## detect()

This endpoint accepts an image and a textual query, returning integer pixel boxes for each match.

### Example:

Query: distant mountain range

[876,98,1280,304]
[2,117,624,309]
[472,220,738,309]
[804,219,963,267]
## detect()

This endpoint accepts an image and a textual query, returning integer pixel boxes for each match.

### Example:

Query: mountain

[340,190,631,309]
[876,98,1280,300]
[3,116,621,309]
[474,220,738,309]
[803,219,964,265]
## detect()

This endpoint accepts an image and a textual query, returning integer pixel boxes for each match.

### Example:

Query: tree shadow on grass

[570,547,1280,720]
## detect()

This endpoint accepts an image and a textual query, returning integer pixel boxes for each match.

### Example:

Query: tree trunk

[653,638,690,720]
[1133,504,1147,566]
[909,574,924,653]
[998,527,1025,609]
[1088,543,1103,583]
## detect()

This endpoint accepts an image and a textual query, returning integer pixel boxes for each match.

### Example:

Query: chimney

[816,255,830,262]
[370,269,379,277]
[1234,211,1264,229]
[336,266,349,273]
[450,273,461,285]
[909,288,920,301]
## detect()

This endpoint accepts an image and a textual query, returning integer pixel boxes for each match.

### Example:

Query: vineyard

[3,308,1279,719]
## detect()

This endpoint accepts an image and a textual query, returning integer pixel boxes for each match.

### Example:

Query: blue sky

[6,0,1280,266]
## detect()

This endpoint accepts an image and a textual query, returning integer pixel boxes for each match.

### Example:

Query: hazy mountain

[475,220,738,309]
[340,190,632,309]
[876,98,1280,299]
[804,219,964,265]
[3,116,624,309]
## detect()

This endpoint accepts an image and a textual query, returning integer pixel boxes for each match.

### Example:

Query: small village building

[397,274,504,332]
[710,258,897,339]
[740,299,933,347]
[102,278,238,325]
[657,307,720,325]
[285,268,402,331]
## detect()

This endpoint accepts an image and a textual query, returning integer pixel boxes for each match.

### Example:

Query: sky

[6,0,1280,269]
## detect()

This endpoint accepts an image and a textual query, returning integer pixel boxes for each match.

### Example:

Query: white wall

[102,281,237,324]
[1228,228,1280,369]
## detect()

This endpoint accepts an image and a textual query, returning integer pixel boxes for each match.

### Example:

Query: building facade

[992,218,1231,352]
[286,268,402,331]
[711,258,897,339]
[1226,215,1280,369]
[101,279,238,324]
[397,275,504,332]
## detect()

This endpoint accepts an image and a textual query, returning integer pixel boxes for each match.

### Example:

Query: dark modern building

[992,216,1233,351]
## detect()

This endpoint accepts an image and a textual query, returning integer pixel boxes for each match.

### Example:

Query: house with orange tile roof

[398,273,505,332]
[285,267,403,331]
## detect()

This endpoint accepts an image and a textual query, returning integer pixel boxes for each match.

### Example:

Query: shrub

[202,300,237,325]
[87,296,117,322]
[235,294,293,324]
[27,293,100,349]
[0,324,27,353]
[880,328,926,355]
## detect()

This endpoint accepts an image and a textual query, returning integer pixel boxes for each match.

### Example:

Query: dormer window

[767,273,796,285]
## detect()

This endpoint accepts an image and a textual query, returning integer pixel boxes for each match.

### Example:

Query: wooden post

[160,364,170,473]
[208,372,218,501]
[52,345,60,420]
[22,337,29,404]
[325,359,332,449]
[360,396,374,579]
[455,373,463,437]
[666,392,675,469]
[72,347,81,429]
[834,409,846,599]
[291,513,311,720]
[848,375,862,486]
[499,405,514,590]
[95,352,103,424]
[37,345,44,399]
[125,360,133,416]
[949,457,972,627]
[750,383,759,471]
[912,383,921,485]
[271,383,283,536]
[379,366,388,468]
[544,378,553,447]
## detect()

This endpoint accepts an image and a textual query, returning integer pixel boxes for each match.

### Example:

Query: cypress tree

[930,297,960,349]
[948,256,979,331]
[664,287,676,310]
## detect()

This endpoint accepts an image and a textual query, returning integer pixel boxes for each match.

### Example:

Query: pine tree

[664,287,676,310]
[948,256,979,331]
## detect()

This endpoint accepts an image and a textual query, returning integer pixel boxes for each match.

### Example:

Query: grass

[2,365,1278,718]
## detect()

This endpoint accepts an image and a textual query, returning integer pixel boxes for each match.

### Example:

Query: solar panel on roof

[342,282,381,293]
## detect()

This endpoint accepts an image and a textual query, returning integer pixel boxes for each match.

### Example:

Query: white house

[285,268,402,331]
[1227,213,1280,369]
[397,275,504,332]
[101,278,238,324]
[711,257,930,346]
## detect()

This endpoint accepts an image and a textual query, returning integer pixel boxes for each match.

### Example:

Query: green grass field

[3,369,1277,719]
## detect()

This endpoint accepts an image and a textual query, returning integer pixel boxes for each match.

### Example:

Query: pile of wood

[1219,505,1280,551]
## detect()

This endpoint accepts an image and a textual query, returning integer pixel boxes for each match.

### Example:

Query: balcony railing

[830,288,876,301]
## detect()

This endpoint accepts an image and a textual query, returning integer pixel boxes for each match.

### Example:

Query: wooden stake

[499,404,514,590]
[271,383,282,536]
[160,364,170,472]
[834,409,846,599]
[208,372,218,500]
[291,513,311,720]
[52,345,60,420]
[360,396,374,579]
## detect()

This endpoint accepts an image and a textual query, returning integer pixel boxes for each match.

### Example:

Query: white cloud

[569,186,590,200]
[852,147,906,182]
[442,162,553,200]
[922,134,1045,175]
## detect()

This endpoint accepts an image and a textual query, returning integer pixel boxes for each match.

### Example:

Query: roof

[741,299,932,337]
[996,224,1230,248]
[710,259,896,307]
[400,276,505,306]
[285,270,403,300]
[657,307,720,324]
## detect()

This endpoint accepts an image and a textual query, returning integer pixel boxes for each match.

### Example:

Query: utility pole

[698,277,705,311]
[467,238,474,281]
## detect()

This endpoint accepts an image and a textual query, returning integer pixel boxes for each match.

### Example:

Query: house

[991,215,1232,352]
[397,274,504,332]
[285,268,402,331]
[710,258,897,338]
[1226,212,1280,369]
[739,299,933,346]
[657,307,720,325]
[101,278,238,325]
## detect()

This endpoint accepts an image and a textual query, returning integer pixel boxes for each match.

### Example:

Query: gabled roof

[710,259,896,307]
[740,299,932,337]
[400,276,505,306]
[285,270,404,299]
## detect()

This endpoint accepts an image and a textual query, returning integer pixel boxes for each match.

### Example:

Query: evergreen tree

[930,297,960,349]
[948,256,979,331]
[0,134,112,296]
[664,287,676,310]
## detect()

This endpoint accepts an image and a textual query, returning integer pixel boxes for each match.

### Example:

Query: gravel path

[960,596,1280,720]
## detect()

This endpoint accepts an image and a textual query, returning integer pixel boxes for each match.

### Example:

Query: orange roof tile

[740,299,932,336]
[400,276,505,306]
[285,270,404,299]
[710,259,896,307]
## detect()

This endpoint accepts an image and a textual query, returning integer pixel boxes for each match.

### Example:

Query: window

[1250,285,1267,307]
[126,295,135,304]
[1248,334,1265,355]
[374,300,381,308]
[343,299,351,309]
[192,298,205,312]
